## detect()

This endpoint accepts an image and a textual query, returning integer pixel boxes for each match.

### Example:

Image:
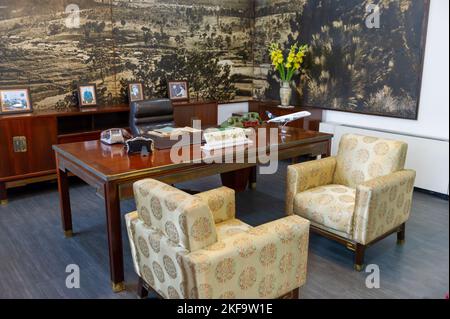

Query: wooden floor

[0,161,448,299]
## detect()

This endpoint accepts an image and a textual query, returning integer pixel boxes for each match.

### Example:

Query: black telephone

[125,136,155,155]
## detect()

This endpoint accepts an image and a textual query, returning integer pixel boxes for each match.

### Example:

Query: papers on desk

[202,128,253,151]
[149,126,202,138]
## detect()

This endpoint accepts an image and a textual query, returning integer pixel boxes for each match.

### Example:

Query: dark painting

[0,0,254,110]
[254,0,430,119]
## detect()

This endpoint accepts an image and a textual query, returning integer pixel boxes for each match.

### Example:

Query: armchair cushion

[133,179,218,252]
[353,170,416,245]
[181,215,310,299]
[293,184,356,235]
[195,187,235,224]
[334,134,408,188]
[286,157,337,215]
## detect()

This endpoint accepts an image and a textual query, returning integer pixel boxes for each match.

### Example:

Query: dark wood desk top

[53,126,332,182]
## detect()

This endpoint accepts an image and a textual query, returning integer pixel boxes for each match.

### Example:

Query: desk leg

[323,140,332,158]
[249,167,257,190]
[221,168,251,192]
[104,182,125,293]
[0,182,7,206]
[56,166,73,237]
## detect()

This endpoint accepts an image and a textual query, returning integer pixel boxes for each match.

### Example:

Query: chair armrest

[286,157,337,215]
[353,170,416,245]
[195,187,235,224]
[182,216,310,299]
[124,211,141,277]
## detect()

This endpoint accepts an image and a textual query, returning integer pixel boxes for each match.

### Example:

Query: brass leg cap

[397,239,405,245]
[1,199,8,206]
[354,264,364,272]
[112,282,126,293]
[64,230,73,238]
[250,182,257,190]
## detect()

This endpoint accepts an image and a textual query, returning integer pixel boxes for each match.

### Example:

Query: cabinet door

[0,117,57,179]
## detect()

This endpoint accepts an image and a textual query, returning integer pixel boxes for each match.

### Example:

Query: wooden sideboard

[0,105,130,204]
[172,99,218,127]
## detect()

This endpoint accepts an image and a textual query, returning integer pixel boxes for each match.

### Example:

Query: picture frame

[128,82,144,103]
[0,87,33,115]
[77,83,98,107]
[168,80,189,101]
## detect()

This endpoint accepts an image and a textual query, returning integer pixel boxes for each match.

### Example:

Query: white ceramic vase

[279,81,292,107]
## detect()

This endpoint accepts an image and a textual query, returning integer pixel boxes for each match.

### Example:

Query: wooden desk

[53,126,332,292]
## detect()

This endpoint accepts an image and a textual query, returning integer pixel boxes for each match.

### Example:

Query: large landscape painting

[0,0,254,110]
[0,0,429,119]
[253,0,430,119]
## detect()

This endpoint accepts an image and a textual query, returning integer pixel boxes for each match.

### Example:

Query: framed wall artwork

[78,84,98,108]
[168,81,189,101]
[128,83,144,103]
[256,0,430,120]
[0,87,33,115]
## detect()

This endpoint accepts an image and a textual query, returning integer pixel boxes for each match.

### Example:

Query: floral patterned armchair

[126,179,310,299]
[286,134,416,271]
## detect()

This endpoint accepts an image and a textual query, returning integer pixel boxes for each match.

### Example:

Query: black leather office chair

[129,99,174,136]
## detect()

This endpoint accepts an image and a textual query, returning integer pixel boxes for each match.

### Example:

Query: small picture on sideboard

[168,80,189,101]
[0,87,33,115]
[128,83,144,103]
[78,84,98,107]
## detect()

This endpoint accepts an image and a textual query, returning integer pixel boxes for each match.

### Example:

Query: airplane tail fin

[265,111,275,120]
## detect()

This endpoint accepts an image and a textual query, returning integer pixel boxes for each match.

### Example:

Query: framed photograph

[77,84,98,107]
[168,81,189,101]
[0,87,33,114]
[128,83,144,103]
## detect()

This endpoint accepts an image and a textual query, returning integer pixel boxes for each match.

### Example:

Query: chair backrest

[133,179,218,252]
[334,134,408,188]
[129,99,174,135]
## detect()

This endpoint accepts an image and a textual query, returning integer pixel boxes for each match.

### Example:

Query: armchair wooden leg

[354,243,366,272]
[397,223,406,245]
[0,182,7,206]
[137,277,149,299]
[291,288,299,299]
[279,288,299,299]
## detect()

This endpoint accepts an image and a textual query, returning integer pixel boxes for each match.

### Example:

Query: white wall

[322,0,449,141]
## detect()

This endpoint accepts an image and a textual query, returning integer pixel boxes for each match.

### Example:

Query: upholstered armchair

[286,134,416,271]
[126,179,310,299]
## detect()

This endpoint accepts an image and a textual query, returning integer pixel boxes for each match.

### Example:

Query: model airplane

[266,110,312,125]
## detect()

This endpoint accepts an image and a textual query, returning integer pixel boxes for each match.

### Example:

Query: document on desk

[150,126,202,138]
[202,128,253,151]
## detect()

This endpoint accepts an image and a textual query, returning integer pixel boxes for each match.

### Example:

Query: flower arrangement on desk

[269,43,308,107]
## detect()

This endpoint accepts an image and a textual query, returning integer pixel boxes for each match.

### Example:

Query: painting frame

[0,87,33,115]
[128,82,144,103]
[77,83,98,108]
[168,80,189,101]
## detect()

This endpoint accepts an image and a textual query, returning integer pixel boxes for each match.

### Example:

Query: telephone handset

[100,128,132,145]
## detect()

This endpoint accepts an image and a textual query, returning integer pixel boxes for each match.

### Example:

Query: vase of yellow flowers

[269,43,308,107]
